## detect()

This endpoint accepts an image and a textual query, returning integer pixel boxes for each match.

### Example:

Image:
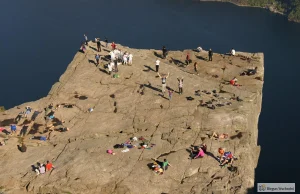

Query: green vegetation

[227,0,300,22]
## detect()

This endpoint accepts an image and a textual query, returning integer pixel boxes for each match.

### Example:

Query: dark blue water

[1,0,300,188]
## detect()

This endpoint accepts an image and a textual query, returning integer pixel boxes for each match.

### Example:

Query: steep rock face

[0,42,264,194]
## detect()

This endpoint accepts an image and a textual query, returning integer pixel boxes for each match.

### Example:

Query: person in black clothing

[105,37,108,48]
[240,67,258,76]
[208,49,213,61]
[96,38,101,52]
[18,143,27,152]
[162,46,167,59]
[20,125,29,137]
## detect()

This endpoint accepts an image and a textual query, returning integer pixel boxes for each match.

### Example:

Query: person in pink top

[193,147,205,159]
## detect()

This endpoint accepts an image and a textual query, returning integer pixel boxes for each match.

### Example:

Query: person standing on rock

[105,37,108,48]
[114,60,118,72]
[84,34,88,45]
[95,54,100,66]
[10,124,17,134]
[96,38,101,52]
[20,124,29,137]
[128,53,133,65]
[107,62,113,75]
[155,59,160,72]
[158,72,170,95]
[186,52,190,65]
[123,53,128,65]
[162,46,167,59]
[168,89,173,100]
[111,42,116,50]
[208,48,213,61]
[194,62,198,73]
[177,77,184,94]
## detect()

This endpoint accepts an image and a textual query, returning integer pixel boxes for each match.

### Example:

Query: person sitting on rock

[230,48,236,56]
[218,147,225,159]
[229,77,240,86]
[162,159,171,171]
[210,132,229,140]
[46,161,55,171]
[192,147,205,159]
[240,67,258,76]
[220,151,235,166]
[39,164,46,174]
[81,43,86,53]
[200,143,207,153]
[197,46,202,52]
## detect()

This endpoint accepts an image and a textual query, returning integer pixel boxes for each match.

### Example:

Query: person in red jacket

[45,161,55,171]
[111,42,116,50]
[186,52,190,65]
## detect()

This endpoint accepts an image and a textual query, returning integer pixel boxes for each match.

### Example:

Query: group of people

[218,147,236,167]
[33,161,55,175]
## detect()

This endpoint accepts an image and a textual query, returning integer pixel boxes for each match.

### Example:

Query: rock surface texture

[0,42,264,194]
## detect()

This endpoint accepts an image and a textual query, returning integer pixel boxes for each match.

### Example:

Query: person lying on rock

[24,106,32,118]
[152,161,163,175]
[210,132,229,140]
[58,127,70,132]
[240,67,258,76]
[152,158,171,171]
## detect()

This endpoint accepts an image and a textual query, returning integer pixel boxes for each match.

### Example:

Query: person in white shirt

[84,34,88,45]
[197,46,202,52]
[123,53,128,65]
[231,48,236,56]
[110,51,116,61]
[108,62,113,75]
[128,53,133,65]
[113,49,120,60]
[155,59,160,72]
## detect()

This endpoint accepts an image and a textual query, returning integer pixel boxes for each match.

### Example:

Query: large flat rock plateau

[0,42,264,194]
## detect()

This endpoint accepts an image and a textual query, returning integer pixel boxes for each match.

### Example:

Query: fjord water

[1,0,300,187]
